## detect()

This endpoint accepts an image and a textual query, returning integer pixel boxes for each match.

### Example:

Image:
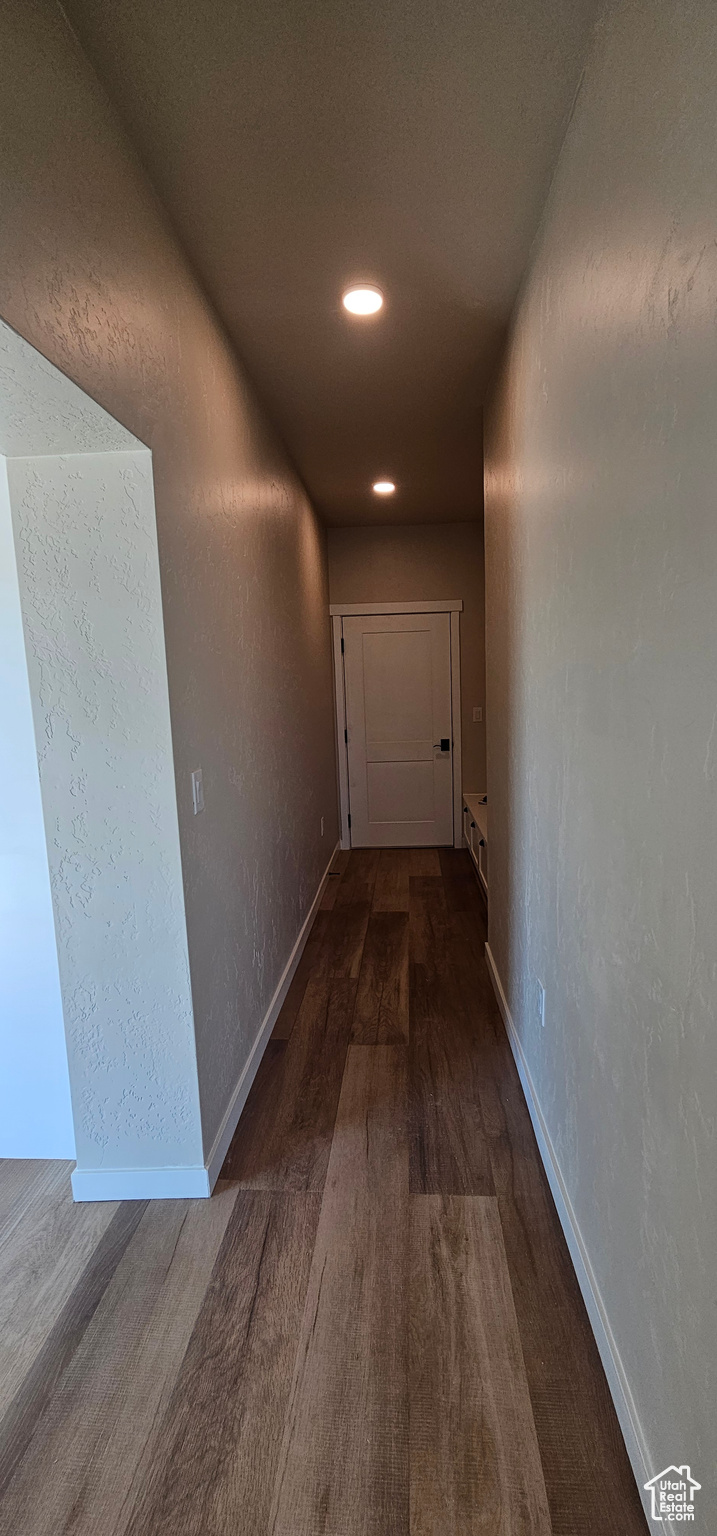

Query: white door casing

[341,610,455,847]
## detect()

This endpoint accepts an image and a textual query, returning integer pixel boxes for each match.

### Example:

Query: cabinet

[462,793,487,897]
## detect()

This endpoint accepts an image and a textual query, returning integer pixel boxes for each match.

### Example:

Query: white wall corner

[7,443,203,1182]
[0,453,75,1157]
[75,842,340,1201]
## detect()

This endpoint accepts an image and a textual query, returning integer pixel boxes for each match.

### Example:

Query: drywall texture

[0,456,74,1158]
[8,448,202,1171]
[0,320,141,456]
[0,317,201,1175]
[328,522,486,791]
[0,0,338,1161]
[485,0,717,1518]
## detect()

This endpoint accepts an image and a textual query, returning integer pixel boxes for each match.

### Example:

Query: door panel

[362,629,433,744]
[343,612,453,847]
[367,760,435,823]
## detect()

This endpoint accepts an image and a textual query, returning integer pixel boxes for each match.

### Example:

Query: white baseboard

[484,942,668,1535]
[71,1164,210,1201]
[203,843,340,1190]
[72,845,339,1206]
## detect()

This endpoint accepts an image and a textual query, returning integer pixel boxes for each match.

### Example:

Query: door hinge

[347,813,351,828]
[344,728,348,744]
[340,636,344,653]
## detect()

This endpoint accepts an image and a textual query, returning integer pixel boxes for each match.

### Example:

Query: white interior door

[343,611,454,846]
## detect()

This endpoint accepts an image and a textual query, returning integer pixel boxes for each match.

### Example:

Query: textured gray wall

[328,522,486,792]
[485,0,717,1516]
[0,0,338,1160]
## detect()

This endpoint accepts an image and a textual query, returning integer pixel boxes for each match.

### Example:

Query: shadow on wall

[484,365,527,1030]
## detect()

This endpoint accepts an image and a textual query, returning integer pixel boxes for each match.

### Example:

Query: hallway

[0,850,646,1534]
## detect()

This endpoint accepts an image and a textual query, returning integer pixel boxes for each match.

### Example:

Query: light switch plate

[191,768,204,815]
[473,706,483,722]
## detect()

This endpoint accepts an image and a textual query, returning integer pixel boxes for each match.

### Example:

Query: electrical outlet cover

[191,768,204,815]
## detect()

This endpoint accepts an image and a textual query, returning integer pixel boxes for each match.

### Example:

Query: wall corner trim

[203,842,341,1190]
[484,942,664,1533]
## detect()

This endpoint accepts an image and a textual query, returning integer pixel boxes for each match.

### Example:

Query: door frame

[329,601,463,850]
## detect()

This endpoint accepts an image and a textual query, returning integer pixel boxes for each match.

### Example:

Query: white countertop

[463,793,488,843]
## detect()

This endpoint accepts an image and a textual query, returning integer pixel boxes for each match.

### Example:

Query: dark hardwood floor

[0,848,648,1534]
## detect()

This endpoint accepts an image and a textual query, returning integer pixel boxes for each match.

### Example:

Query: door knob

[433,739,451,752]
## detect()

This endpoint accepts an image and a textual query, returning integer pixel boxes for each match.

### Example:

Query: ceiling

[63,0,598,526]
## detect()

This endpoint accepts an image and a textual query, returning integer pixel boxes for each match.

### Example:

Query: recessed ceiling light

[342,285,384,316]
[372,480,395,495]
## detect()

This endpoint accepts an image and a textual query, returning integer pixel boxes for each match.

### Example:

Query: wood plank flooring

[270,1044,408,1535]
[409,1196,551,1535]
[0,849,648,1535]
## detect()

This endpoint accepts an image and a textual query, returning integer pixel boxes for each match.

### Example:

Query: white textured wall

[0,456,74,1158]
[0,0,338,1163]
[7,449,202,1171]
[485,0,717,1520]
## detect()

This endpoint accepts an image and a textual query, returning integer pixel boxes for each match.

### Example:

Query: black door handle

[433,738,451,753]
